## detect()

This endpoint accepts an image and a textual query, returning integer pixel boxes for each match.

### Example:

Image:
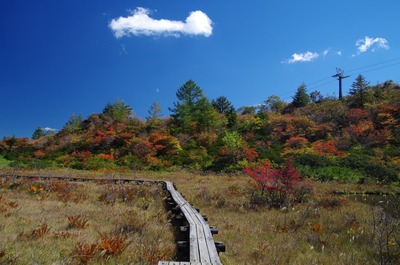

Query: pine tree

[32,127,46,140]
[292,84,310,108]
[146,101,163,132]
[64,113,83,132]
[349,74,370,107]
[169,80,218,134]
[102,99,133,122]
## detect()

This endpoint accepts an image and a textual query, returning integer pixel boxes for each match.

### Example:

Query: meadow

[1,169,399,264]
[0,174,175,264]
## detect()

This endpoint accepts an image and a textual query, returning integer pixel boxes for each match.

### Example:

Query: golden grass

[0,177,175,264]
[1,169,400,264]
[155,171,400,265]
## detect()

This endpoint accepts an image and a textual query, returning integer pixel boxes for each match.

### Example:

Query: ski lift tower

[332,68,349,100]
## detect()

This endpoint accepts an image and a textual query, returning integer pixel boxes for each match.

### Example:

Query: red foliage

[244,160,277,196]
[346,108,370,124]
[133,139,156,157]
[98,153,114,161]
[244,158,302,207]
[244,148,259,162]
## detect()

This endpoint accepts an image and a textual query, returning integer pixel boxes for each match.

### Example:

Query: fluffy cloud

[284,51,320,64]
[356,36,389,54]
[109,7,213,38]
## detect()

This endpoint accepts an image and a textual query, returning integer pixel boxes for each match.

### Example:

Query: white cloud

[337,51,342,56]
[323,49,329,56]
[355,36,389,54]
[109,7,213,38]
[283,51,320,64]
[44,127,57,133]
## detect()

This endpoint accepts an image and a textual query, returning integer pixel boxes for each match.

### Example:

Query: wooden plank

[165,181,222,265]
[185,203,219,264]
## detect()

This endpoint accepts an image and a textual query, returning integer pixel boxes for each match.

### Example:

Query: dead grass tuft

[67,214,89,229]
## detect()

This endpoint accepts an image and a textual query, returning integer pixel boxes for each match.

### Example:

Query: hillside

[1,78,399,183]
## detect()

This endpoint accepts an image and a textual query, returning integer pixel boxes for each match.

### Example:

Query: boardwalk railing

[0,174,225,265]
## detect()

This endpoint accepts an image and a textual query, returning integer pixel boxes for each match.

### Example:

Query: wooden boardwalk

[159,181,223,265]
[0,174,225,265]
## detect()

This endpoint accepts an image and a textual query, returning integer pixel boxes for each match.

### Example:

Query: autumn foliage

[0,79,399,182]
[244,158,307,207]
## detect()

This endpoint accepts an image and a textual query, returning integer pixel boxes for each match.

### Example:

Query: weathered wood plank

[165,181,222,265]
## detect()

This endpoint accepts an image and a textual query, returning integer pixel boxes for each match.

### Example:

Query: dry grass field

[156,171,400,265]
[0,175,175,264]
[1,169,400,264]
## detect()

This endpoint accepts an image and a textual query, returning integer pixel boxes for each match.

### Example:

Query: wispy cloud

[283,51,320,64]
[355,36,389,55]
[109,7,213,38]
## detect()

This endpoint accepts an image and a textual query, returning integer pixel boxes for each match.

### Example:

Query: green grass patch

[299,165,365,182]
[0,155,10,168]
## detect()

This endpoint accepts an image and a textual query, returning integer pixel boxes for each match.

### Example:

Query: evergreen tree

[169,80,218,134]
[64,113,83,133]
[212,96,237,128]
[292,84,310,108]
[237,106,257,115]
[146,101,163,132]
[349,74,370,107]
[32,127,46,140]
[264,95,285,112]
[102,99,133,122]
[212,96,233,114]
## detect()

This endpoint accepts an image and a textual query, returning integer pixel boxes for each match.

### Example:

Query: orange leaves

[33,150,46,158]
[31,223,51,238]
[346,108,370,124]
[244,148,259,162]
[133,139,157,157]
[269,114,316,141]
[75,242,99,264]
[74,234,131,264]
[285,137,309,149]
[311,140,346,157]
[99,233,132,257]
[97,153,114,161]
[67,215,89,229]
[27,183,45,194]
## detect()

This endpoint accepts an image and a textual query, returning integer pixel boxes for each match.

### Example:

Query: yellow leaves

[27,184,44,194]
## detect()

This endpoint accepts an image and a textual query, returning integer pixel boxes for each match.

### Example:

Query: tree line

[1,75,399,183]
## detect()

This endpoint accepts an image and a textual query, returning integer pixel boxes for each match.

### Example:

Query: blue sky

[1,0,400,138]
